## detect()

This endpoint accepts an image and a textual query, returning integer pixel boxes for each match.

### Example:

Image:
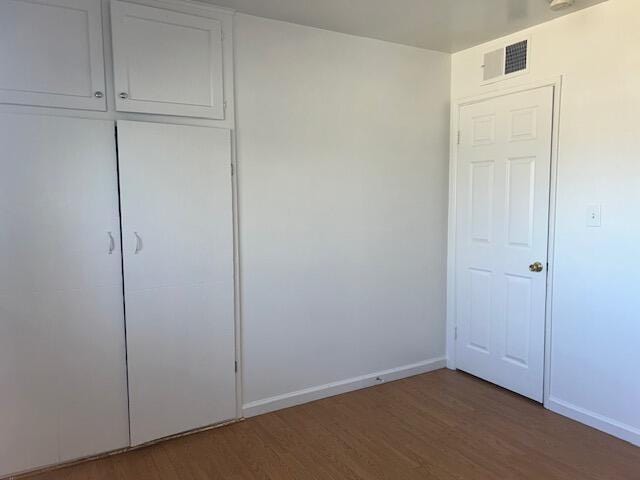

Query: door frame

[446,76,563,406]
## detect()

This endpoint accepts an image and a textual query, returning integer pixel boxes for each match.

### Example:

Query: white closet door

[0,0,107,110]
[111,0,225,119]
[117,121,236,446]
[0,114,129,478]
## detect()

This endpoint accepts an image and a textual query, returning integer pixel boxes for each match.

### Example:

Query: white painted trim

[445,86,460,370]
[120,0,236,17]
[446,76,563,385]
[547,397,640,447]
[242,357,447,418]
[542,77,563,407]
[231,15,243,420]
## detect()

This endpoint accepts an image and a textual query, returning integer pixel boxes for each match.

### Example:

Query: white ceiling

[203,0,607,53]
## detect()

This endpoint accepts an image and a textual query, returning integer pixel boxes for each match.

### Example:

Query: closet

[1,0,237,477]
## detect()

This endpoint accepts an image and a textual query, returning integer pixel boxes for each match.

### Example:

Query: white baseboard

[547,396,640,447]
[243,357,447,418]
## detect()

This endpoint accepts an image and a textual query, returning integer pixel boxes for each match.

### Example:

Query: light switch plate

[586,204,601,227]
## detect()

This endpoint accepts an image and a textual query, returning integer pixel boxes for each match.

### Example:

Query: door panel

[504,274,532,366]
[506,157,535,247]
[470,161,494,243]
[469,268,491,352]
[57,284,130,462]
[0,114,128,477]
[117,121,236,446]
[111,0,224,119]
[124,283,235,444]
[0,290,58,476]
[0,0,106,110]
[456,87,554,402]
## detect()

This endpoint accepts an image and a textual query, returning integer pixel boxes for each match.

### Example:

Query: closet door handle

[108,231,115,255]
[134,232,143,254]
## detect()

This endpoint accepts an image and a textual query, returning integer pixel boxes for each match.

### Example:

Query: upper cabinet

[111,0,226,119]
[0,0,234,120]
[0,0,107,111]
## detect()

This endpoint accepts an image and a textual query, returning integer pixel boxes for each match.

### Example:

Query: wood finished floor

[23,369,640,480]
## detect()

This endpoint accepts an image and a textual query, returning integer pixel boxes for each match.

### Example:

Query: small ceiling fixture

[549,0,575,10]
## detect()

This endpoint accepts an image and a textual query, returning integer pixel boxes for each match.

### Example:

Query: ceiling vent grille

[482,38,529,84]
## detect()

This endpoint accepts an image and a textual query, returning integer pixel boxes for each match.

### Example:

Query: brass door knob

[529,262,544,273]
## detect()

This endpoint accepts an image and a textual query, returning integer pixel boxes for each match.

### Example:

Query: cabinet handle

[134,232,143,254]
[94,91,104,98]
[108,232,115,255]
[119,92,129,100]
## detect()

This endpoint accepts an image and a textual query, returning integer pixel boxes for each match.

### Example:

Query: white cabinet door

[0,0,107,110]
[111,1,225,119]
[117,121,236,446]
[0,114,129,478]
[455,86,554,402]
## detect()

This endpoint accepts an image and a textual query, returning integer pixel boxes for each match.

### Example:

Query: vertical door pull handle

[134,232,143,254]
[108,232,115,255]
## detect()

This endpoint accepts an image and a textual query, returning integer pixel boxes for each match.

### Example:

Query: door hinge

[457,131,461,145]
[230,163,234,176]
[234,361,238,373]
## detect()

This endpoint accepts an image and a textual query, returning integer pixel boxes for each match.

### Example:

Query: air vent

[482,38,530,84]
[505,40,528,75]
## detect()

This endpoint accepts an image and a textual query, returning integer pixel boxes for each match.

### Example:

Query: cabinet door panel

[0,0,106,110]
[0,290,58,476]
[111,0,224,119]
[125,283,236,445]
[57,284,130,462]
[0,114,128,477]
[117,121,235,446]
[0,119,123,293]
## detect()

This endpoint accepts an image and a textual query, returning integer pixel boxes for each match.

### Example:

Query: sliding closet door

[0,114,129,477]
[117,121,236,446]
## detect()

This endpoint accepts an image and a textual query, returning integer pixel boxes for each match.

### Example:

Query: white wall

[234,14,451,413]
[451,0,640,445]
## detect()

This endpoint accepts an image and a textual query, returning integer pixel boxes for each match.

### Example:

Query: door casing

[446,77,563,407]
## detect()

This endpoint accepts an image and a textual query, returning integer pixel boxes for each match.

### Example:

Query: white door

[0,114,129,478]
[455,86,554,402]
[117,121,236,446]
[110,0,225,119]
[0,0,107,110]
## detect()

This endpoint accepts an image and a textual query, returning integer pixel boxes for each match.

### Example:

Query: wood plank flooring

[22,369,640,480]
